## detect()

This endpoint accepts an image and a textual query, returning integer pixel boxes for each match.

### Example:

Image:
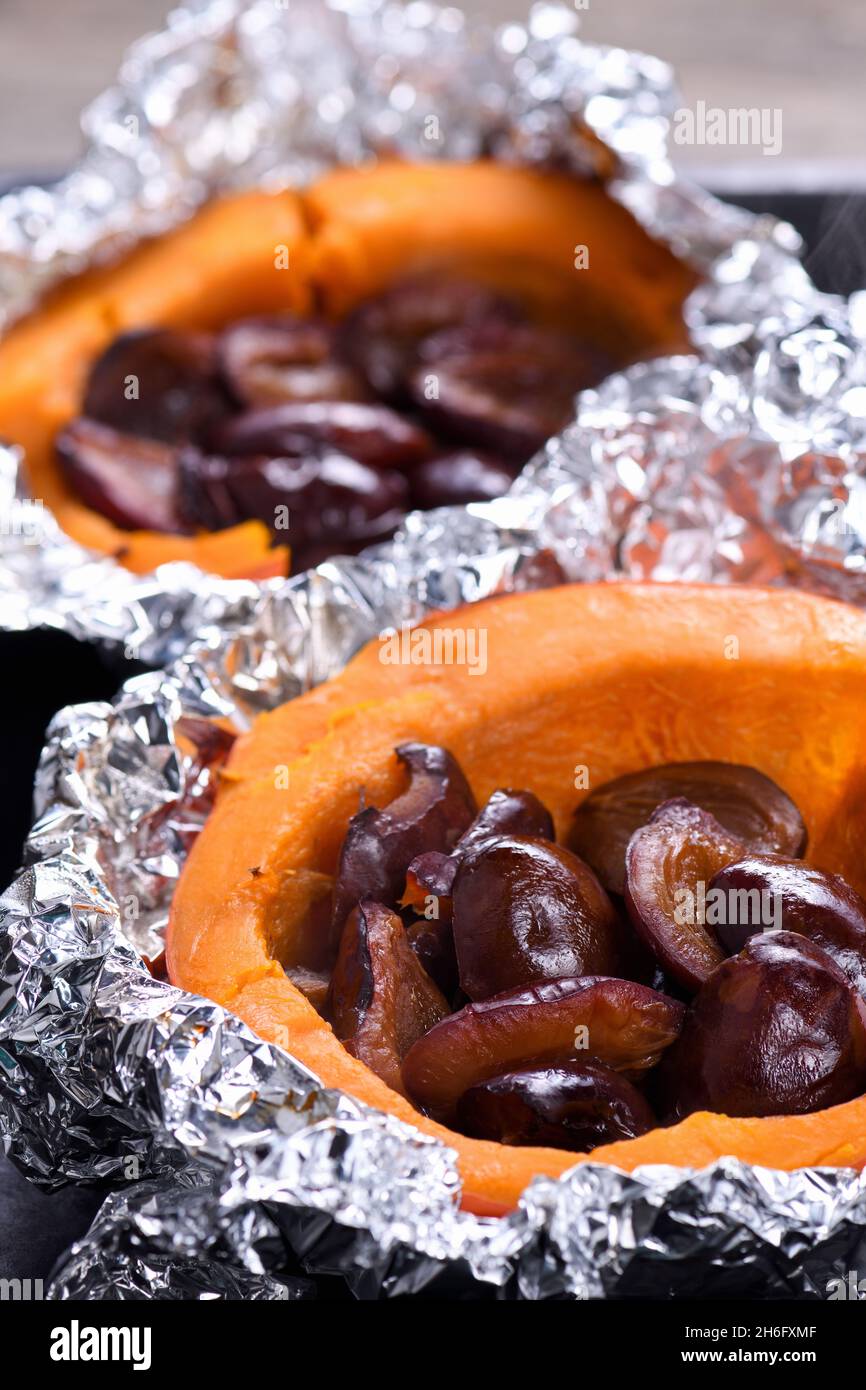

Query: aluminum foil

[1,0,866,1299]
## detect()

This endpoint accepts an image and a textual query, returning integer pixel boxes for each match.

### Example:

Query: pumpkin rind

[167,582,866,1208]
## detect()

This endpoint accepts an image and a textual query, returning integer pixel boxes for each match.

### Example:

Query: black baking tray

[0,187,863,1292]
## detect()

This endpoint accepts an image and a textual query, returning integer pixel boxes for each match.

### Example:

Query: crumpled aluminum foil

[2,0,866,1299]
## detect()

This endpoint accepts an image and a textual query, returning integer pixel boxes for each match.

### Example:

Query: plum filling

[56,274,615,571]
[456,1062,655,1149]
[281,744,866,1152]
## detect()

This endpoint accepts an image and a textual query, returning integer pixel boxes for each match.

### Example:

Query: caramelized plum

[83,328,228,443]
[409,324,611,460]
[339,274,524,400]
[56,418,190,533]
[209,401,432,471]
[330,743,476,949]
[175,715,238,826]
[328,900,449,1094]
[402,788,556,919]
[456,1061,655,1150]
[409,451,518,509]
[401,783,553,956]
[406,916,459,998]
[625,799,746,992]
[402,851,456,919]
[175,715,237,767]
[657,931,866,1120]
[218,316,369,407]
[708,854,866,997]
[458,788,556,857]
[402,976,684,1122]
[568,761,807,897]
[452,835,626,1000]
[178,449,408,544]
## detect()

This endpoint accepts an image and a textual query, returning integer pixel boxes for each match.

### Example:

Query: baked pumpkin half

[0,162,696,578]
[167,582,866,1211]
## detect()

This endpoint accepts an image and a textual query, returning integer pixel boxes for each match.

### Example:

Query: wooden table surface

[0,0,864,183]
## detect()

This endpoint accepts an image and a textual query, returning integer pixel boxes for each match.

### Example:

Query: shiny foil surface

[0,0,865,1299]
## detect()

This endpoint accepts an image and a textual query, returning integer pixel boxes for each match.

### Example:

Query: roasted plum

[406,916,459,999]
[174,715,238,830]
[330,742,477,949]
[409,451,518,509]
[61,277,618,558]
[82,328,228,444]
[175,714,237,767]
[452,835,627,1000]
[401,975,684,1122]
[339,274,524,401]
[209,400,433,472]
[402,787,556,918]
[56,269,635,561]
[402,851,457,920]
[456,1061,655,1150]
[409,323,611,460]
[178,448,408,547]
[567,761,807,897]
[657,931,866,1121]
[56,418,190,533]
[625,798,747,992]
[328,900,449,1094]
[459,788,556,857]
[217,315,369,407]
[708,853,866,997]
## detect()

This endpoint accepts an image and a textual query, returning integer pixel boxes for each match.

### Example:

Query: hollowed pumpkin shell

[167,582,866,1209]
[0,162,696,577]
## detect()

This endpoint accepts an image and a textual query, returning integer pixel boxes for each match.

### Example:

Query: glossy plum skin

[305,744,866,1146]
[401,789,558,994]
[209,400,433,472]
[402,851,457,920]
[624,798,747,992]
[327,900,449,1095]
[174,715,237,829]
[406,916,459,999]
[401,975,684,1122]
[83,328,229,444]
[456,1061,655,1150]
[402,787,556,918]
[708,854,866,998]
[657,931,866,1121]
[65,278,623,558]
[409,451,518,510]
[271,734,866,1145]
[408,323,610,460]
[452,835,628,1000]
[218,315,370,407]
[56,419,190,533]
[178,448,407,548]
[329,743,477,952]
[339,275,524,401]
[567,761,807,897]
[458,788,556,858]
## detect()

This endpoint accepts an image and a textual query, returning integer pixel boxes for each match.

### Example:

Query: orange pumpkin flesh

[0,162,696,578]
[167,582,866,1209]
